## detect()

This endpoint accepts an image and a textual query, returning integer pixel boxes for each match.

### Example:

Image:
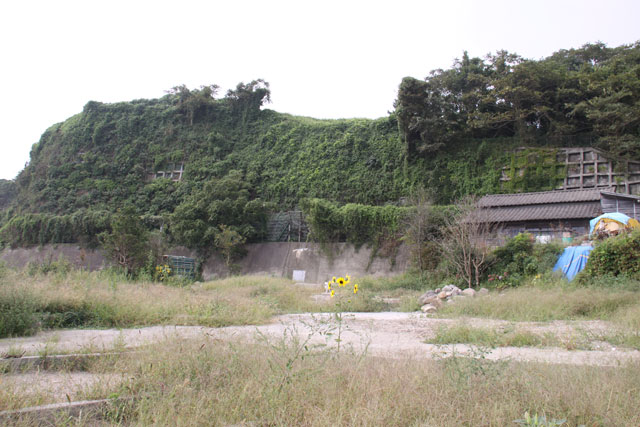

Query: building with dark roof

[478,188,640,241]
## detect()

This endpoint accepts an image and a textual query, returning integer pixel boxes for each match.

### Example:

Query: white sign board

[292,270,306,282]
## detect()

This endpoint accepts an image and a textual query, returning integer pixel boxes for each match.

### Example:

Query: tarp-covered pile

[590,213,640,237]
[553,245,593,281]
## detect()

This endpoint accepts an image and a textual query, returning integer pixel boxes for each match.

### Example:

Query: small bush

[26,257,72,276]
[584,230,640,279]
[489,233,564,286]
[359,272,445,292]
[0,287,39,338]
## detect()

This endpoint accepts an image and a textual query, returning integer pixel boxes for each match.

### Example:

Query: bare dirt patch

[1,313,637,367]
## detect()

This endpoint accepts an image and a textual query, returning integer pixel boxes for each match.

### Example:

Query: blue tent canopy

[553,245,593,281]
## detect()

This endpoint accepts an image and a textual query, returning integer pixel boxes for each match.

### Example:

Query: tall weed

[101,338,640,426]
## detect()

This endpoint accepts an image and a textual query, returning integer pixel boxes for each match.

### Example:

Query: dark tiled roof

[481,202,602,223]
[478,188,614,208]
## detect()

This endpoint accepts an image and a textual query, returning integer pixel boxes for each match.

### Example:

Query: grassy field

[0,267,391,338]
[2,267,640,425]
[2,265,640,338]
[4,337,635,426]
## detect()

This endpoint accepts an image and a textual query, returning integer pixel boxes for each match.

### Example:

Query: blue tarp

[553,245,593,281]
[589,212,634,235]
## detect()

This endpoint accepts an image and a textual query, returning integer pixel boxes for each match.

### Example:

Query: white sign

[292,270,306,282]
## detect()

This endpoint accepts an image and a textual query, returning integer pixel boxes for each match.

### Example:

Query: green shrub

[300,198,408,248]
[584,230,640,279]
[489,233,564,286]
[0,287,39,338]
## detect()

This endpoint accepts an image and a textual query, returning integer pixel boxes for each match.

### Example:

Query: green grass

[427,324,551,348]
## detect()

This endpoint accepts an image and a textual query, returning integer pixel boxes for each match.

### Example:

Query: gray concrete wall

[0,245,108,271]
[0,242,410,283]
[202,242,410,282]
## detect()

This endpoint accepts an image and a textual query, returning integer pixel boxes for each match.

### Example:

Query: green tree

[215,224,246,269]
[99,207,149,276]
[167,84,220,125]
[170,170,267,253]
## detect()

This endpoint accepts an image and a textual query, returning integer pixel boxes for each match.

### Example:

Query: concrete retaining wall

[202,242,409,282]
[0,245,108,271]
[0,242,410,283]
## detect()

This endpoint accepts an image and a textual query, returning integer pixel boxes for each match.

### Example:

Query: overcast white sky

[1,0,639,180]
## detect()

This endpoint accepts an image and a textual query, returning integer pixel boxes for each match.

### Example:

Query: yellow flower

[353,284,358,294]
[330,290,335,298]
[345,275,351,285]
[327,283,332,291]
[332,276,336,283]
[337,277,345,287]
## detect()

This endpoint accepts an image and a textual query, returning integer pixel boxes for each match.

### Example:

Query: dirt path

[1,372,119,406]
[1,313,638,367]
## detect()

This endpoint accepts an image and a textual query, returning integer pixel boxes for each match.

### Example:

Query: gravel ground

[1,312,637,367]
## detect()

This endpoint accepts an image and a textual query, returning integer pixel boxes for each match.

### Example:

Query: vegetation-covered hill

[2,42,639,248]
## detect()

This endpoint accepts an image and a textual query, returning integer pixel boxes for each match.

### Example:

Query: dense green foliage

[489,233,564,285]
[0,179,16,210]
[0,285,38,338]
[396,42,640,157]
[2,42,640,249]
[0,210,111,247]
[99,207,149,275]
[169,170,269,252]
[300,198,408,248]
[584,230,640,279]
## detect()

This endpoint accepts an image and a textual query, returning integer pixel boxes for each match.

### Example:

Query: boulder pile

[418,284,488,314]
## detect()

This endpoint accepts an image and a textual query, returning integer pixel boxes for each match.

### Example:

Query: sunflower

[337,277,346,287]
[330,290,335,298]
[353,284,359,294]
[345,275,351,285]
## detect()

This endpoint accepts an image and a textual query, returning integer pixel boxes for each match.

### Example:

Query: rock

[418,290,437,305]
[445,291,452,297]
[438,291,448,299]
[422,296,443,308]
[461,288,476,297]
[421,304,437,314]
[443,284,461,293]
[435,288,441,293]
[478,288,489,296]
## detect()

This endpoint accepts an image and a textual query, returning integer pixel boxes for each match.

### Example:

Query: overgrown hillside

[2,42,640,248]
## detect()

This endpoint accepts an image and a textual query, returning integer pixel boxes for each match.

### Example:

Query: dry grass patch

[0,271,303,337]
[75,337,640,426]
[0,269,390,338]
[437,286,640,322]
